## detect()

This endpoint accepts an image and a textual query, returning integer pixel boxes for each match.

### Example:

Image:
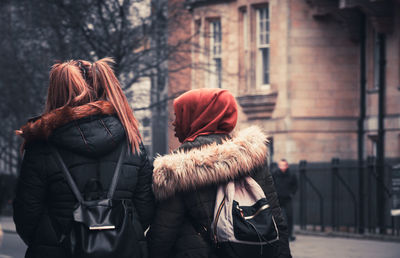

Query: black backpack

[211,177,279,257]
[51,144,145,258]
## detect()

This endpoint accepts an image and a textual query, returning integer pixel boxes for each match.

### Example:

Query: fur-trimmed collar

[152,126,269,200]
[16,100,115,143]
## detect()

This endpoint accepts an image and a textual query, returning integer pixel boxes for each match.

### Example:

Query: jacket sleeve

[133,144,155,230]
[253,163,292,258]
[147,195,185,258]
[13,148,47,245]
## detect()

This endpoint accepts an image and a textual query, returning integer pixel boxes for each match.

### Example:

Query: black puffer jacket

[148,126,291,258]
[13,102,155,258]
[272,169,298,203]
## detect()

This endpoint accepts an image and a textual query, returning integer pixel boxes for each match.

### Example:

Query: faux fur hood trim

[152,126,269,200]
[16,100,116,143]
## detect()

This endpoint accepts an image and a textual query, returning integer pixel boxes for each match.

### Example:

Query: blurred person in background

[14,58,154,258]
[272,159,298,241]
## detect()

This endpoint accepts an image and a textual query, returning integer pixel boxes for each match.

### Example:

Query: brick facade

[167,0,400,164]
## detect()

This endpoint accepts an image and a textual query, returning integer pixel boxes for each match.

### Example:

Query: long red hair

[45,61,92,112]
[44,58,141,153]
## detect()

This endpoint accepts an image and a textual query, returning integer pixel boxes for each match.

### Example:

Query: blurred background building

[167,0,400,164]
[166,0,400,235]
[128,77,153,153]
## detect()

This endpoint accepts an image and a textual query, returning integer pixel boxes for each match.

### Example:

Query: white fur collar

[152,126,269,200]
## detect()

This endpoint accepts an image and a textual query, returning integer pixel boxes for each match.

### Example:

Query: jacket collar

[16,100,116,144]
[152,126,269,200]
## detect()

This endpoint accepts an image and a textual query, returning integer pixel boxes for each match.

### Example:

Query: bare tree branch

[0,0,206,165]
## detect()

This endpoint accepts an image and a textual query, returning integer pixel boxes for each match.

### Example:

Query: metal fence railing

[292,157,400,236]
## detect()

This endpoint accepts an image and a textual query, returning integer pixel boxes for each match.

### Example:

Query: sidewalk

[0,217,15,234]
[2,216,400,258]
[290,234,400,258]
[295,228,400,243]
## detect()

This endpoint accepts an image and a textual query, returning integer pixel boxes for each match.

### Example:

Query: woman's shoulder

[152,127,269,201]
[24,139,51,155]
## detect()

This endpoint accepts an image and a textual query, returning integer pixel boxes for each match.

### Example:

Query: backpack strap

[51,143,126,203]
[190,190,218,244]
[51,146,84,204]
[107,144,126,199]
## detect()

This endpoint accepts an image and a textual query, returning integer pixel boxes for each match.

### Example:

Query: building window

[242,9,248,51]
[267,136,274,168]
[239,7,249,92]
[210,19,222,88]
[256,6,270,88]
[368,135,378,157]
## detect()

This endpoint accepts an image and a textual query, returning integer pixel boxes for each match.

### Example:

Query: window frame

[239,6,249,93]
[209,19,222,88]
[255,5,270,90]
[368,135,378,157]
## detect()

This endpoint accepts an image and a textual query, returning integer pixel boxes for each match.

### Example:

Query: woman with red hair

[14,58,154,258]
[148,88,291,258]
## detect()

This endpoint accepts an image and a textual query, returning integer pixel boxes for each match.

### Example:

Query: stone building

[167,0,400,166]
[127,77,153,154]
[166,0,400,233]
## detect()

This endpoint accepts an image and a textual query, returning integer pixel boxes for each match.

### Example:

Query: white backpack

[212,177,279,256]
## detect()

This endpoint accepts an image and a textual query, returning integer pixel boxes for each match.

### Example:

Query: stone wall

[167,0,400,163]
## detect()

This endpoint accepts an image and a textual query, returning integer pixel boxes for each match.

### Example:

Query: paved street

[290,235,400,258]
[1,216,400,258]
[0,232,26,258]
[0,217,26,258]
[2,233,400,258]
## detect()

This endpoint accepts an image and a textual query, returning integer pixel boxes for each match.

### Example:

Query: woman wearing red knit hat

[148,88,291,258]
